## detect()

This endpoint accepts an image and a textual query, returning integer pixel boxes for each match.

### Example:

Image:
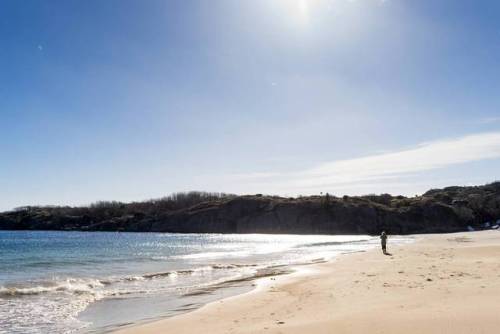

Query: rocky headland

[1,183,500,234]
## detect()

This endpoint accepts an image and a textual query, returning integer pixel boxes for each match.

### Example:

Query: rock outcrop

[1,182,500,235]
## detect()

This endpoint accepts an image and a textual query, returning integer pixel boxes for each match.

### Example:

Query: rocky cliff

[1,182,500,235]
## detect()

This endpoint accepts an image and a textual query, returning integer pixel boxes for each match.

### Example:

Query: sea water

[0,231,412,333]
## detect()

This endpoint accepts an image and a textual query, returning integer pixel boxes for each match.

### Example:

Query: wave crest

[0,278,104,297]
[0,263,259,298]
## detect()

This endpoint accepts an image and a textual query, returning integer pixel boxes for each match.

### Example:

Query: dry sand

[114,230,500,334]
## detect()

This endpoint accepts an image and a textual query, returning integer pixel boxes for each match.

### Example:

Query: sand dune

[114,230,500,334]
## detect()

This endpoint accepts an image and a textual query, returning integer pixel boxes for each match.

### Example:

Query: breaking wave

[0,264,261,299]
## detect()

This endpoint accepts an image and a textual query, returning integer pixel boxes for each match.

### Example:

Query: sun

[277,0,313,25]
[295,0,311,24]
[298,0,309,15]
[266,0,330,27]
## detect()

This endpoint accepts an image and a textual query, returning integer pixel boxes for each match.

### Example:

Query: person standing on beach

[380,231,388,254]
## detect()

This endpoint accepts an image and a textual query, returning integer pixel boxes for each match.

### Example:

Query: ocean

[0,231,413,333]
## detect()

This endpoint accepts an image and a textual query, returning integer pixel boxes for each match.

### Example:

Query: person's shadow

[383,251,393,256]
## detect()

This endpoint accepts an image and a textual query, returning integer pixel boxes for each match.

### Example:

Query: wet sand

[113,230,500,334]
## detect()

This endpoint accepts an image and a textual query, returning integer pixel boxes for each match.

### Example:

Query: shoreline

[99,264,301,333]
[107,256,331,334]
[109,237,399,333]
[100,256,333,333]
[113,230,500,334]
[85,234,395,333]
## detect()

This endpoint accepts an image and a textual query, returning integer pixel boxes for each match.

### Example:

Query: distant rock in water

[1,183,500,235]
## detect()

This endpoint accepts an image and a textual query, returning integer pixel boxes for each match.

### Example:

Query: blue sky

[1,0,500,211]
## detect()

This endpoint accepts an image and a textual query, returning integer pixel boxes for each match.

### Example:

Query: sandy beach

[114,230,500,334]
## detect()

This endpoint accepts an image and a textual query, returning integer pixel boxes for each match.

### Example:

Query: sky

[1,0,500,211]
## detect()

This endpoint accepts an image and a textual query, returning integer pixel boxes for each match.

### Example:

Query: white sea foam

[0,278,104,297]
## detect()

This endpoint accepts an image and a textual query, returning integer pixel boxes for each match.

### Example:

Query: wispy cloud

[232,132,500,194]
[478,117,500,124]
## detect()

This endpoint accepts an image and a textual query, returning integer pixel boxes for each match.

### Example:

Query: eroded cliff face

[1,182,500,235]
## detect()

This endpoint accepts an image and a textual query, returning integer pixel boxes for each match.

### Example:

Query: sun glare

[296,0,310,24]
[298,0,309,15]
[279,0,313,25]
